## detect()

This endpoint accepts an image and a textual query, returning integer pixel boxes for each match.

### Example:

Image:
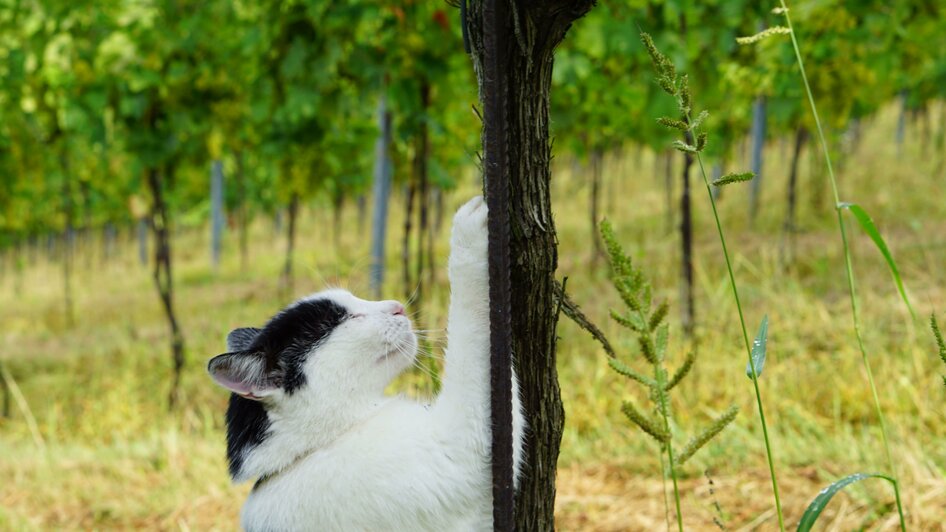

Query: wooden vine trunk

[468,1,595,529]
[146,167,186,409]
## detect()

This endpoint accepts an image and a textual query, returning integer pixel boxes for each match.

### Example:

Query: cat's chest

[240,403,490,531]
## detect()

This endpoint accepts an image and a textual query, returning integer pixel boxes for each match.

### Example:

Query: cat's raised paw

[449,196,488,274]
[451,196,488,248]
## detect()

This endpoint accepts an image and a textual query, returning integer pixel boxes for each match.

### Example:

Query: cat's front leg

[436,195,525,487]
[436,196,490,424]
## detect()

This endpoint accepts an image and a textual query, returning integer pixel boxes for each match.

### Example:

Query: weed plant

[735,3,912,528]
[640,32,787,530]
[601,220,737,532]
[932,314,946,387]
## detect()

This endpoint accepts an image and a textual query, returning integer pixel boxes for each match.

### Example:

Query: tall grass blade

[746,315,769,379]
[838,202,916,319]
[796,473,897,532]
[779,3,907,527]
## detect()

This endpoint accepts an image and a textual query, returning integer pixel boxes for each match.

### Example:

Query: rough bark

[467,0,596,528]
[147,167,186,409]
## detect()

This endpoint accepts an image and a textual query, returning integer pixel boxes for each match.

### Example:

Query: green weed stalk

[602,220,738,532]
[931,314,946,387]
[772,2,906,527]
[640,33,786,530]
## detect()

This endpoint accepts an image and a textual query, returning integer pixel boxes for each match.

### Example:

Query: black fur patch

[226,394,271,478]
[224,297,348,479]
[250,298,349,394]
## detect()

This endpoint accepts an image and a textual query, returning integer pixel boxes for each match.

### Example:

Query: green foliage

[675,405,739,466]
[601,219,737,529]
[641,28,786,530]
[838,202,915,319]
[746,315,769,379]
[796,473,898,532]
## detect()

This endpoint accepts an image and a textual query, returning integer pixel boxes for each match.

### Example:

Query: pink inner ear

[211,372,255,396]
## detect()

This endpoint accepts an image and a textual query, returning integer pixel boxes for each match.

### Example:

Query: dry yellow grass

[1,104,944,530]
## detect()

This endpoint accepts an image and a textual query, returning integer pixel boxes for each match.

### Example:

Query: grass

[775,3,907,526]
[641,31,786,528]
[0,102,944,529]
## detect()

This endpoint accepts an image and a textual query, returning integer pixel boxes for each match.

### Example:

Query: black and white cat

[208,196,524,531]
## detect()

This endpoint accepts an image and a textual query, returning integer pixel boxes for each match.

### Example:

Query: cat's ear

[208,351,280,400]
[227,327,262,352]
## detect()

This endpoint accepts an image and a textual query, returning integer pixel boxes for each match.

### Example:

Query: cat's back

[241,399,490,531]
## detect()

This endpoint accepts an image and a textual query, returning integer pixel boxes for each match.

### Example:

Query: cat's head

[208,289,417,406]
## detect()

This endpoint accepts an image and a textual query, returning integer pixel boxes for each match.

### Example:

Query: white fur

[237,196,524,531]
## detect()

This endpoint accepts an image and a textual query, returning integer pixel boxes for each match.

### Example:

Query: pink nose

[390,302,406,316]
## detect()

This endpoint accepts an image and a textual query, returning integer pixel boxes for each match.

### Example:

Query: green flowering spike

[641,284,653,315]
[690,110,709,130]
[666,351,696,391]
[657,75,677,96]
[932,314,946,387]
[654,324,669,363]
[600,220,632,277]
[674,405,739,466]
[657,117,689,131]
[639,335,657,365]
[640,32,676,84]
[696,131,708,152]
[621,401,669,444]
[609,358,658,389]
[678,74,691,115]
[648,301,669,331]
[672,140,697,153]
[611,310,644,332]
[615,286,642,314]
[712,171,754,187]
[736,26,792,45]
